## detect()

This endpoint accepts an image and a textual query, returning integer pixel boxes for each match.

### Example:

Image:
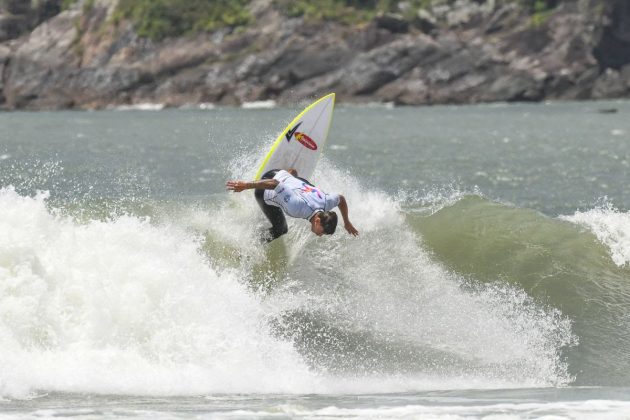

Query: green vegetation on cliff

[107,0,561,41]
[531,0,555,26]
[273,0,431,23]
[113,0,251,40]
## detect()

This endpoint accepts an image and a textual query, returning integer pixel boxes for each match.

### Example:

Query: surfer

[226,169,359,242]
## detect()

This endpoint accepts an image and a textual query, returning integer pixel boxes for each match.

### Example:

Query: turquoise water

[1,101,630,418]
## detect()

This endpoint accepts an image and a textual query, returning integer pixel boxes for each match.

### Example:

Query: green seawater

[1,101,630,418]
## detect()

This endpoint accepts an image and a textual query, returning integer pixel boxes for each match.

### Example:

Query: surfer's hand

[226,180,248,192]
[344,222,359,236]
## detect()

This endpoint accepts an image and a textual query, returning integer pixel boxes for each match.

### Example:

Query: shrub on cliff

[274,0,433,23]
[109,0,564,41]
[114,0,251,41]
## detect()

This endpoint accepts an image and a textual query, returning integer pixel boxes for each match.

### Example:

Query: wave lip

[561,204,630,267]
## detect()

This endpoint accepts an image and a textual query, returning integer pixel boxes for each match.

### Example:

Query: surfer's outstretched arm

[338,195,359,236]
[226,179,278,192]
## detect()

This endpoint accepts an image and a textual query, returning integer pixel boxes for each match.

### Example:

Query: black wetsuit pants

[254,169,313,242]
[255,170,288,242]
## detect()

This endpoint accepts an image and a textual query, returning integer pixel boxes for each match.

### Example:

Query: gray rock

[592,68,627,98]
[487,72,544,102]
[452,72,492,100]
[374,13,409,34]
[621,64,630,89]
[3,10,80,108]
[445,0,494,28]
[270,46,351,83]
[501,26,552,56]
[0,0,62,41]
[484,3,518,34]
[340,35,438,95]
[69,66,145,95]
[0,15,28,42]
[413,9,438,34]
[154,66,210,106]
[378,78,429,105]
[568,68,600,100]
[2,0,31,15]
[593,0,630,69]
[281,68,346,102]
[0,0,626,109]
[0,44,8,102]
[346,22,395,51]
[424,49,480,84]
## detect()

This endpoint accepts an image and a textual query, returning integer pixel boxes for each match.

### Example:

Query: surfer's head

[311,211,338,236]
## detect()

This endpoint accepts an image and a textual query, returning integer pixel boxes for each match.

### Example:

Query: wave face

[408,195,630,386]
[0,161,577,397]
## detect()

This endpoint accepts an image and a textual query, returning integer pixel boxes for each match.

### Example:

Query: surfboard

[255,93,335,181]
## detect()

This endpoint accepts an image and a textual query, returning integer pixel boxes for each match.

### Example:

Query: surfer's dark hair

[319,211,338,235]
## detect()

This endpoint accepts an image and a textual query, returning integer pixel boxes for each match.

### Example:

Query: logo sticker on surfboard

[286,122,318,150]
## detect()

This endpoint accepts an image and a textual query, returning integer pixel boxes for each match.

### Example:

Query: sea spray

[561,203,630,267]
[0,159,578,397]
[259,162,575,387]
[0,187,314,398]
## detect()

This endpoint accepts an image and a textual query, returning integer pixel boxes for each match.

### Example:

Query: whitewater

[1,101,630,418]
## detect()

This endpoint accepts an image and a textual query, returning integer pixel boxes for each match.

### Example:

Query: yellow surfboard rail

[255,93,336,180]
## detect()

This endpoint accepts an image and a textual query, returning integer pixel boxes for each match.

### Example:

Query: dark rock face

[374,13,409,34]
[593,0,630,70]
[0,0,61,42]
[0,0,629,110]
[0,15,29,42]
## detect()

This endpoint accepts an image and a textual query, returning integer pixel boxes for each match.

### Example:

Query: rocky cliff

[0,0,629,110]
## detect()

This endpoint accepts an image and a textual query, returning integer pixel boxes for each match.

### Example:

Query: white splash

[562,204,630,267]
[0,187,313,398]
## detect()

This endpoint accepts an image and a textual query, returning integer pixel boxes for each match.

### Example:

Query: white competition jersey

[263,170,340,220]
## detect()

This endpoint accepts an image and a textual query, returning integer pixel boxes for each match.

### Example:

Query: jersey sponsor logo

[301,183,322,198]
[285,121,318,150]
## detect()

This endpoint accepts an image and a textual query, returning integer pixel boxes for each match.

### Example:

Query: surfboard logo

[286,122,302,141]
[286,122,318,150]
[294,132,318,150]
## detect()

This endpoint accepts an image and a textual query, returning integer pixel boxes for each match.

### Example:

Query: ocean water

[1,101,630,418]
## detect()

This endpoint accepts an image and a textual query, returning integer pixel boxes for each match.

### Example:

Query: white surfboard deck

[255,93,335,181]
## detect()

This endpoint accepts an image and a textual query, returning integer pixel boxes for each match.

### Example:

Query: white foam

[2,399,630,419]
[265,161,574,388]
[0,167,575,397]
[255,400,630,420]
[114,103,165,111]
[241,100,277,109]
[0,187,313,398]
[561,205,630,266]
